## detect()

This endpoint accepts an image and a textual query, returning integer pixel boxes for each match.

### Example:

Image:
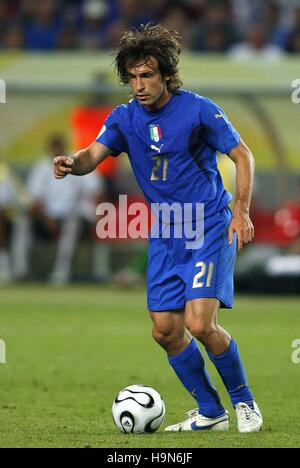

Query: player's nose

[136,78,145,91]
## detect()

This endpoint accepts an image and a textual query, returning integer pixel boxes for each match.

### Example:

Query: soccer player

[54,24,263,433]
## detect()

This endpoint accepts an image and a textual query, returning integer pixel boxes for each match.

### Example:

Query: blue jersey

[96,89,240,218]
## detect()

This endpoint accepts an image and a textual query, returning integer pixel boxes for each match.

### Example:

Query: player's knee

[152,326,171,347]
[152,325,182,352]
[184,319,217,346]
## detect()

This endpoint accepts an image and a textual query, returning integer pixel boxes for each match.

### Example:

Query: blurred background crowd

[0,134,111,285]
[1,0,300,55]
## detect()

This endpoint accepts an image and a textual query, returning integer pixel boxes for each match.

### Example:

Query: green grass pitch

[0,285,299,448]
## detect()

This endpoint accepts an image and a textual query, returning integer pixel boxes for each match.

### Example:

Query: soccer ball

[112,384,165,434]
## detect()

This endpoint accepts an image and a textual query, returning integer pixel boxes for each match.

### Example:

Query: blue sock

[168,338,225,418]
[207,338,254,408]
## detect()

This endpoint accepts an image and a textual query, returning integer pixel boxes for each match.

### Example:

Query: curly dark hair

[114,23,183,93]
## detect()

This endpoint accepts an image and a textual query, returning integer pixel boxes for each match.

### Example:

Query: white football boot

[235,401,263,433]
[165,408,229,432]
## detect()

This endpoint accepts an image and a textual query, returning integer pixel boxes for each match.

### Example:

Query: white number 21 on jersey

[192,262,214,288]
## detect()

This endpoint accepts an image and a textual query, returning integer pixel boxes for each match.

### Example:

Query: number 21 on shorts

[192,261,214,288]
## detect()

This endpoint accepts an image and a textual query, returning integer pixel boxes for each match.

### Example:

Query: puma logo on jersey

[151,144,164,154]
[215,113,223,119]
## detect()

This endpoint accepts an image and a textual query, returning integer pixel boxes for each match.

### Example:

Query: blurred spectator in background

[287,5,300,53]
[79,0,109,49]
[0,161,29,284]
[1,23,24,49]
[117,0,163,28]
[161,2,194,49]
[0,1,8,46]
[265,1,290,49]
[231,0,294,41]
[100,0,168,49]
[24,0,62,50]
[26,135,105,284]
[228,21,283,60]
[288,29,300,54]
[231,0,259,33]
[0,162,15,284]
[183,0,210,19]
[191,0,236,52]
[57,23,78,50]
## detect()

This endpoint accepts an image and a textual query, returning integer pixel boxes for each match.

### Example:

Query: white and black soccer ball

[112,384,165,434]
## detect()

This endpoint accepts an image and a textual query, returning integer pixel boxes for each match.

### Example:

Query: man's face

[127,57,170,110]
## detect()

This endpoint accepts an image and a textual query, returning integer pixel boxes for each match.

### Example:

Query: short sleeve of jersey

[96,107,127,157]
[200,98,240,154]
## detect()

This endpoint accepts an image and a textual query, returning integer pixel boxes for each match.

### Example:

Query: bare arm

[227,139,255,251]
[54,142,112,179]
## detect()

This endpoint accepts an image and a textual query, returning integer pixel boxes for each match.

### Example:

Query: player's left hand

[228,212,254,252]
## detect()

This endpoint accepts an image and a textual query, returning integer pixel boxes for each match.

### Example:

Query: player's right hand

[54,156,74,179]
